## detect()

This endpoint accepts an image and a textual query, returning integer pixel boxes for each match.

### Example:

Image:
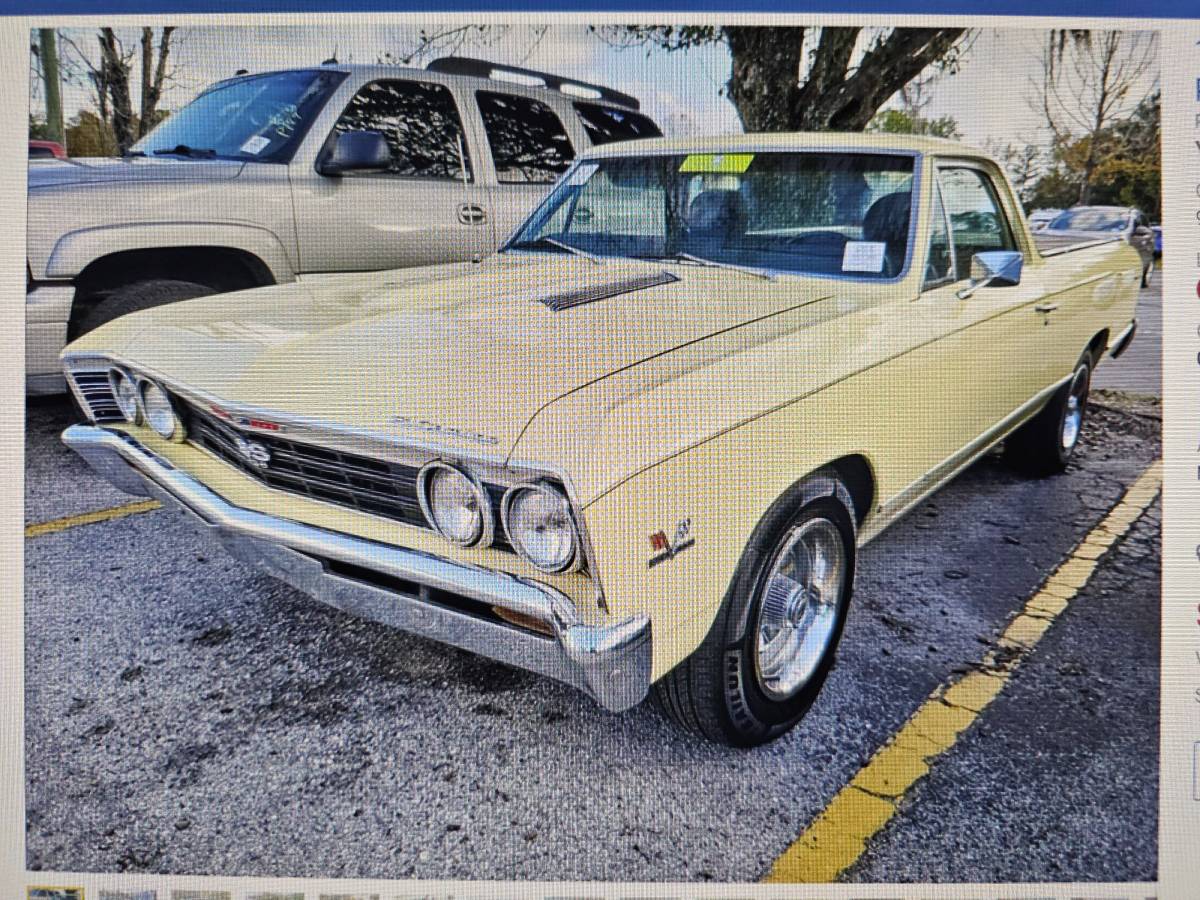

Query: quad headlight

[107,368,140,423]
[417,461,493,548]
[501,482,580,574]
[138,379,182,441]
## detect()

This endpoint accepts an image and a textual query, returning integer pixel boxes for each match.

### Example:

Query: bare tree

[595,26,971,132]
[986,140,1043,205]
[58,26,180,153]
[1031,30,1158,204]
[376,24,548,67]
[140,26,176,135]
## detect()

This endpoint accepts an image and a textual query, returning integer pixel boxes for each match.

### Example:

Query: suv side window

[476,90,575,183]
[332,79,472,180]
[937,166,1016,278]
[573,103,662,145]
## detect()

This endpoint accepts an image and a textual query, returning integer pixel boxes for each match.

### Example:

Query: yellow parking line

[24,499,162,538]
[762,460,1162,884]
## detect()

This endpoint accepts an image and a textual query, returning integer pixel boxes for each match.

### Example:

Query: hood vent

[539,270,678,312]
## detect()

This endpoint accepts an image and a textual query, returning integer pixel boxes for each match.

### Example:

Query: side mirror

[317,130,392,177]
[956,250,1023,300]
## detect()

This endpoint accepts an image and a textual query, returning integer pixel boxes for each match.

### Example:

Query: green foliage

[28,115,55,141]
[867,108,962,140]
[59,108,171,158]
[1026,91,1160,218]
[64,110,119,157]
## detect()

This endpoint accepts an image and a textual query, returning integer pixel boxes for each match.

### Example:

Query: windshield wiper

[151,144,218,159]
[505,236,605,266]
[654,252,776,281]
[121,150,146,158]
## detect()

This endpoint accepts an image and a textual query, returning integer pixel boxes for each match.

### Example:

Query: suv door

[291,77,491,272]
[472,90,578,245]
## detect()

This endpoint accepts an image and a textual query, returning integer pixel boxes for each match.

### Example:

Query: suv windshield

[506,151,916,279]
[132,69,347,162]
[1046,208,1130,232]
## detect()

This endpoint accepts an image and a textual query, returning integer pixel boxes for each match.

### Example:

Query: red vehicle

[28,140,66,160]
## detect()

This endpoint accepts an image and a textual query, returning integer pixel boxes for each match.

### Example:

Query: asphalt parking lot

[25,280,1162,885]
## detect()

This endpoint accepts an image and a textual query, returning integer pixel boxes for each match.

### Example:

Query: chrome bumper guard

[61,425,652,712]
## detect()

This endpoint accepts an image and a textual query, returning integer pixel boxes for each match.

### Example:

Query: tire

[654,476,857,747]
[1004,355,1091,476]
[70,278,216,340]
[1141,259,1153,288]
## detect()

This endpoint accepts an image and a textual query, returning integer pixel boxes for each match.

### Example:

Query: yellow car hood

[71,254,832,457]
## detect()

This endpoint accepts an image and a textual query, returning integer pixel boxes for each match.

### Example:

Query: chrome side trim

[1109,319,1137,359]
[61,424,651,712]
[859,375,1068,546]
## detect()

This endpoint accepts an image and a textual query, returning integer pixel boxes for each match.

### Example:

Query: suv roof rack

[425,56,640,111]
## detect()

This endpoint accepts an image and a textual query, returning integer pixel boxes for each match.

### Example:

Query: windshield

[132,69,347,162]
[1046,208,1130,233]
[507,151,917,279]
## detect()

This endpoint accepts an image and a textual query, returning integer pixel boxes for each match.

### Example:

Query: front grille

[71,370,123,422]
[179,399,515,552]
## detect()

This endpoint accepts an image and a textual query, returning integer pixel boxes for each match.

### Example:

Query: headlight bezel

[137,377,183,441]
[107,367,142,424]
[500,480,582,574]
[416,460,495,549]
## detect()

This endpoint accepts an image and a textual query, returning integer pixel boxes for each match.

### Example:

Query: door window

[476,91,575,183]
[331,79,472,180]
[937,166,1016,278]
[573,103,662,145]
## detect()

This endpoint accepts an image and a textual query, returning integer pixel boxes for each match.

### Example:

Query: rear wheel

[655,481,856,746]
[1004,355,1091,476]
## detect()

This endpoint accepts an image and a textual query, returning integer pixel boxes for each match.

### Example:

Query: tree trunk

[138,26,174,137]
[724,26,808,132]
[98,28,135,153]
[38,29,64,146]
[723,26,967,132]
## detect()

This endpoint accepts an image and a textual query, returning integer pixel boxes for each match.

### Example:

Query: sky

[31,25,1159,158]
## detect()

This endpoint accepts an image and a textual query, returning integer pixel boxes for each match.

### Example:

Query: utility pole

[38,28,64,146]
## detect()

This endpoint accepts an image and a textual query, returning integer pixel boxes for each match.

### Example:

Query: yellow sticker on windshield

[679,153,754,174]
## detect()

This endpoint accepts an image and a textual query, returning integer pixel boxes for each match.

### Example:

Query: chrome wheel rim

[753,517,846,701]
[1061,368,1087,451]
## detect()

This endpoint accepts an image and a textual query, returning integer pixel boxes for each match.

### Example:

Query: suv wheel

[71,278,216,340]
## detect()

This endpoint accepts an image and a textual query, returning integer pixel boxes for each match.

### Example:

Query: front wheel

[1004,356,1091,476]
[70,278,216,340]
[654,484,856,746]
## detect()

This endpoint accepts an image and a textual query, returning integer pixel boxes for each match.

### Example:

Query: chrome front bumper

[61,425,652,712]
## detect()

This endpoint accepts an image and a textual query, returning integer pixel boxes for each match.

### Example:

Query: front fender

[580,416,874,684]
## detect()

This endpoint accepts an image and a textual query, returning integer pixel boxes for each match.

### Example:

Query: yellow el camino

[61,133,1140,746]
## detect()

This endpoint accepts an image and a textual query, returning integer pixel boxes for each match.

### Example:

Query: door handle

[457,204,487,226]
[1034,303,1059,313]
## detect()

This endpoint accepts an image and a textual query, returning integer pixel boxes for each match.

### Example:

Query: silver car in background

[1035,205,1156,286]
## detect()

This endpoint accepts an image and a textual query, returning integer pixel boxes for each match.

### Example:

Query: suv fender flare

[45,222,298,284]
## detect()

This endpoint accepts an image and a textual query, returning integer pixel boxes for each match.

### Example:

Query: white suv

[26,56,660,393]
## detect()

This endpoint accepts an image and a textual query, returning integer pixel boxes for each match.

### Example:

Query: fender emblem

[648,518,694,568]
